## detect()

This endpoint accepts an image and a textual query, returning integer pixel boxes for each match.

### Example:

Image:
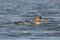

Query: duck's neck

[34,20,40,24]
[34,21,40,24]
[34,16,40,24]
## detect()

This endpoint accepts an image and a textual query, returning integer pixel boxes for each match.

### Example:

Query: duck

[14,15,47,25]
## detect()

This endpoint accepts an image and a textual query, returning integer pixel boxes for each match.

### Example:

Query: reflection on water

[0,0,60,40]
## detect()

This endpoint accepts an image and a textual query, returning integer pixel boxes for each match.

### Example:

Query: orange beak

[42,18,47,20]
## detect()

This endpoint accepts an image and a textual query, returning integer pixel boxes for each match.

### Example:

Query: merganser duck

[14,15,46,25]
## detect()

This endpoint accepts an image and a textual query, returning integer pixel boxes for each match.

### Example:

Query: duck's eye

[39,17,42,19]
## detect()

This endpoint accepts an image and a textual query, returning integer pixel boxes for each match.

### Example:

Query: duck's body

[14,20,34,24]
[14,15,46,25]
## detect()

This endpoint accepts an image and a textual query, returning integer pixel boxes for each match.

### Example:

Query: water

[0,0,60,40]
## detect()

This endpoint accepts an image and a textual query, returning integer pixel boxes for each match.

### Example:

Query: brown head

[34,15,47,24]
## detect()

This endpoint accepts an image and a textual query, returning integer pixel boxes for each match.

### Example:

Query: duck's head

[34,15,47,24]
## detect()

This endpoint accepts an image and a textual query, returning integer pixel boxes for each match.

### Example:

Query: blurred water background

[0,0,60,40]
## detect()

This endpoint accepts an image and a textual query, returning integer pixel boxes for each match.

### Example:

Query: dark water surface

[0,0,60,40]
